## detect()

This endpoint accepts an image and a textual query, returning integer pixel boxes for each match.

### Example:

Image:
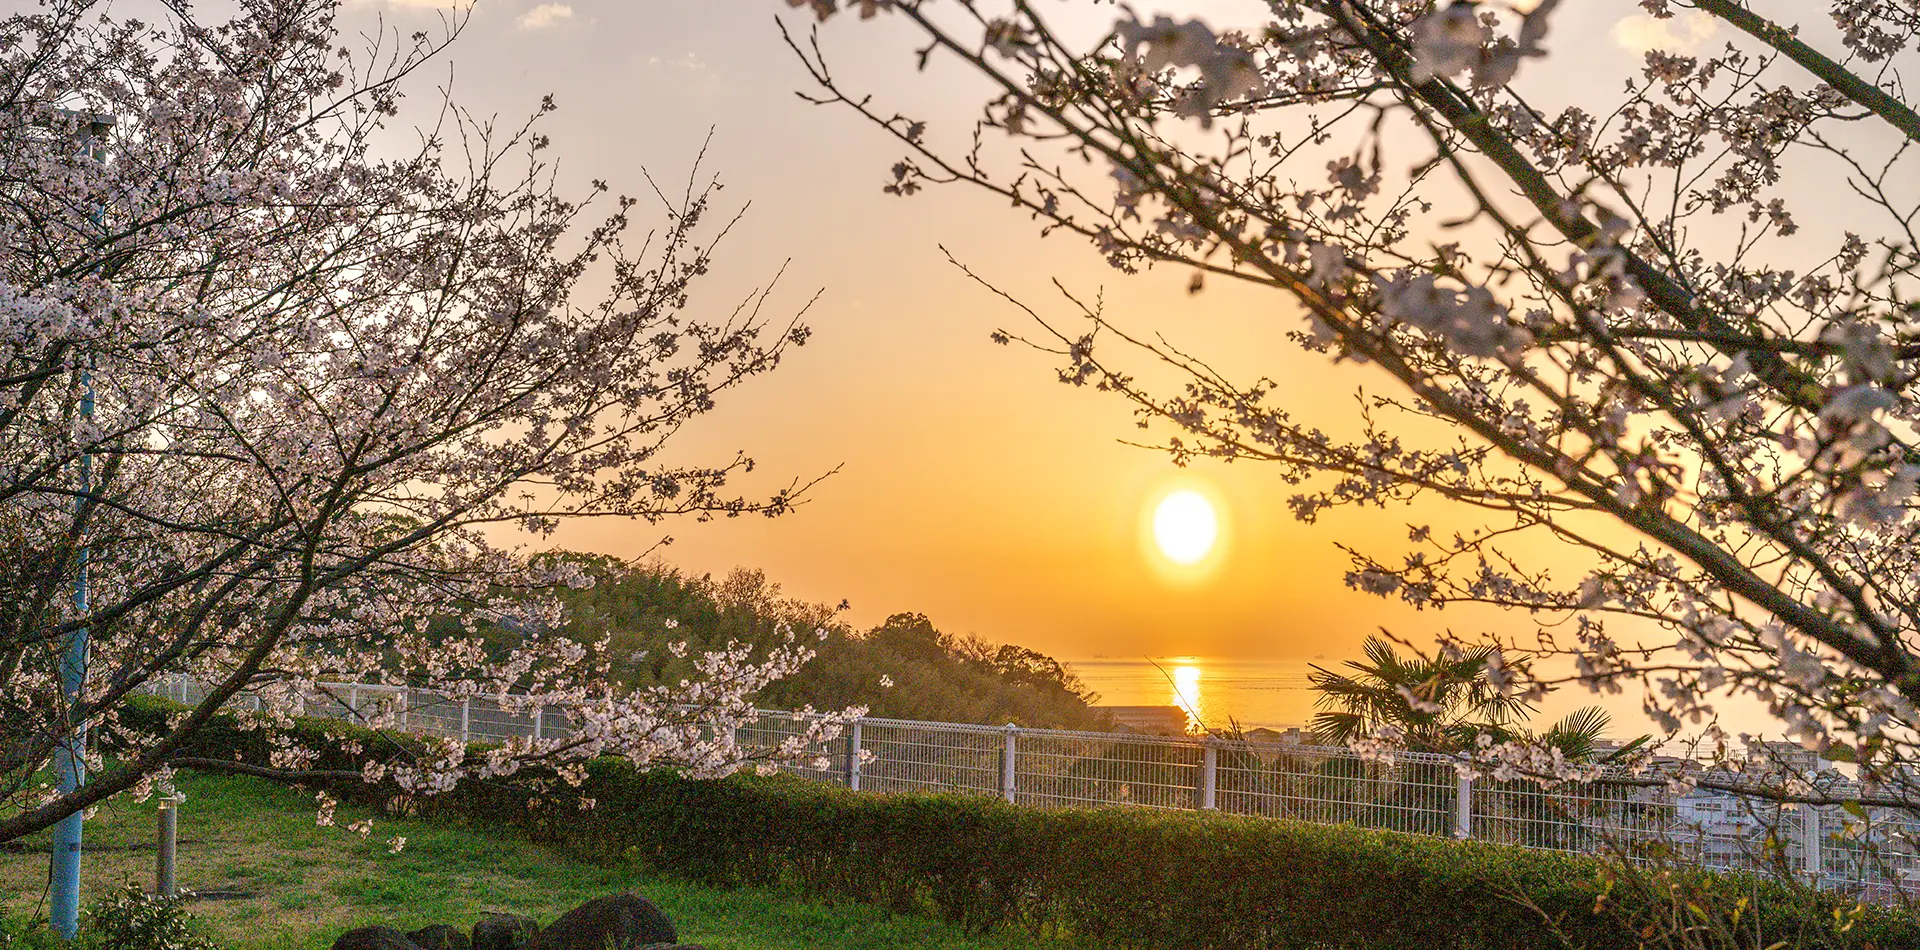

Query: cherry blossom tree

[786,1,1920,804]
[0,0,848,845]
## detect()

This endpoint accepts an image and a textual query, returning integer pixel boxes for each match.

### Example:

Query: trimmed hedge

[118,696,1918,950]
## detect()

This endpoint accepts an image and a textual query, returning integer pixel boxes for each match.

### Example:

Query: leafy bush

[84,886,217,950]
[539,769,1911,950]
[120,696,1919,950]
[1,887,216,950]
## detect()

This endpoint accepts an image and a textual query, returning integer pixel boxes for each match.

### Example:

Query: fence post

[1802,804,1823,880]
[1199,737,1219,810]
[459,698,471,744]
[398,689,411,732]
[1000,724,1019,804]
[1454,768,1473,839]
[154,788,179,898]
[346,685,358,720]
[844,720,863,791]
[533,705,545,741]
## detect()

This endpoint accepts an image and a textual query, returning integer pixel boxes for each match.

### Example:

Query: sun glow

[1172,663,1202,711]
[1152,490,1219,565]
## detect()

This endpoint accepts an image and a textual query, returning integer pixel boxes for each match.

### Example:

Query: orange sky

[328,1,1789,732]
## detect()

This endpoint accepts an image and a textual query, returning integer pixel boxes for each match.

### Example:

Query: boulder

[526,893,675,950]
[332,926,424,950]
[408,924,472,950]
[471,913,540,950]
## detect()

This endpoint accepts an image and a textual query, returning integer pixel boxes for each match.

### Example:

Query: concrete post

[845,721,863,791]
[1000,724,1019,803]
[1454,770,1473,839]
[155,788,179,898]
[459,698,471,743]
[533,705,544,740]
[1199,737,1219,810]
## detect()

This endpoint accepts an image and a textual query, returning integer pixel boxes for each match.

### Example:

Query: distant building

[1100,705,1191,736]
[1669,789,1772,869]
[1749,740,1828,776]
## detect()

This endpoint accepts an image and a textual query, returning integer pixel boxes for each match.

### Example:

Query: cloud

[1613,10,1718,54]
[646,52,708,72]
[518,3,574,30]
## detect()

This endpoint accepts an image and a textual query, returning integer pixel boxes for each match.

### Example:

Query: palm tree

[1532,705,1630,763]
[1308,635,1637,762]
[1308,635,1533,753]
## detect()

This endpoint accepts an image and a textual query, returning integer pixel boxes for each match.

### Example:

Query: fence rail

[139,675,1919,897]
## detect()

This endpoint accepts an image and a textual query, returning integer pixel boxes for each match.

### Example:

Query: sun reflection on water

[1171,664,1203,732]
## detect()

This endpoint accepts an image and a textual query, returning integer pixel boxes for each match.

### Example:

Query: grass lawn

[2,770,1072,950]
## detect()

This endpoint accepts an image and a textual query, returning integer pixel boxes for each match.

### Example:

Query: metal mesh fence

[857,719,1001,796]
[1212,741,1452,832]
[1470,775,1660,855]
[1012,728,1200,810]
[135,675,1919,895]
[737,710,842,782]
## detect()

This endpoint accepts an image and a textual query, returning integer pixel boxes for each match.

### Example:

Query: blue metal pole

[50,369,91,940]
[51,112,107,941]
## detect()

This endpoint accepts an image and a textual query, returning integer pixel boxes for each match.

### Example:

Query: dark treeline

[497,554,1107,730]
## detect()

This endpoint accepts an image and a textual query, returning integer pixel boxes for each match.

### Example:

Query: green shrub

[84,886,218,950]
[2,887,217,950]
[118,695,1920,950]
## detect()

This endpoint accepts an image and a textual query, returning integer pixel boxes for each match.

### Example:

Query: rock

[332,926,425,950]
[471,913,540,950]
[526,893,676,950]
[408,924,472,950]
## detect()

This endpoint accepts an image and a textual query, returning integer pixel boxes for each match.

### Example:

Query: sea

[1064,656,1321,732]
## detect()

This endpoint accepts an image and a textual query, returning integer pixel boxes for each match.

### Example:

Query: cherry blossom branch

[1693,0,1920,143]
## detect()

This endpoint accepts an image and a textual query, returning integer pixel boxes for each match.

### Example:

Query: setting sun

[1152,490,1219,565]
